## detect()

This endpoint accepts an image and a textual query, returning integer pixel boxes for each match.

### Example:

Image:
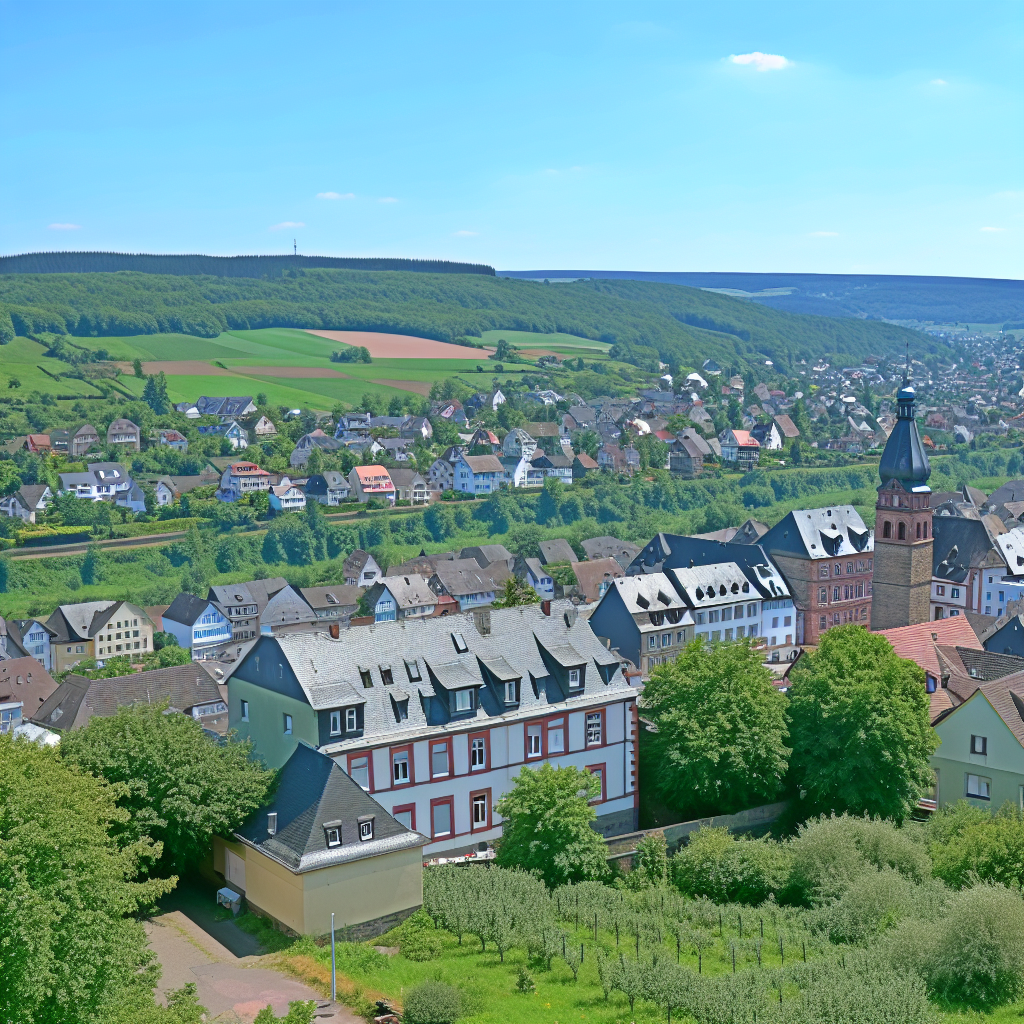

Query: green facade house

[932,671,1024,810]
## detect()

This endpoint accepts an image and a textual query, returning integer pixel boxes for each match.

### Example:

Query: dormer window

[452,632,468,654]
[405,659,422,682]
[358,817,374,841]
[359,668,372,688]
[380,666,394,685]
[504,679,519,704]
[324,821,342,847]
[345,707,358,732]
[454,688,475,712]
[568,668,582,689]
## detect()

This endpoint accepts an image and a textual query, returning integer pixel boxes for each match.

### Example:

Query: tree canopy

[787,625,938,820]
[494,764,608,887]
[641,638,791,817]
[60,703,274,875]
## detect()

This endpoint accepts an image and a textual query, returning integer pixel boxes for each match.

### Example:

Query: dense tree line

[0,252,494,278]
[0,268,936,374]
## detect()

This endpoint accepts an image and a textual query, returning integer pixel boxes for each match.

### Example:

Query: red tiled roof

[729,430,759,447]
[879,616,981,680]
[353,465,394,489]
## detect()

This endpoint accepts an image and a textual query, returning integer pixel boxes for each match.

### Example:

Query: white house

[269,481,306,512]
[364,575,437,623]
[58,463,136,503]
[162,594,234,659]
[502,428,538,461]
[226,602,639,854]
[0,485,52,524]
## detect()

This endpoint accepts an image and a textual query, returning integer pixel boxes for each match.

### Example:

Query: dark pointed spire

[879,347,930,488]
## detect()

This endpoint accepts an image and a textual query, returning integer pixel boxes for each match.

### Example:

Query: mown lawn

[0,337,106,395]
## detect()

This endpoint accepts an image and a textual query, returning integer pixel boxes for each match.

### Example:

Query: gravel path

[145,911,361,1023]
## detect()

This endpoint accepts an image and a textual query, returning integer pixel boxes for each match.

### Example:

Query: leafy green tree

[61,702,273,875]
[787,625,938,820]
[132,358,144,379]
[573,429,599,459]
[0,461,21,497]
[494,764,608,886]
[641,639,790,815]
[504,522,544,559]
[142,376,164,414]
[0,733,173,1023]
[929,801,1024,889]
[424,502,457,542]
[492,576,540,608]
[80,543,103,585]
[256,392,268,407]
[7,376,21,389]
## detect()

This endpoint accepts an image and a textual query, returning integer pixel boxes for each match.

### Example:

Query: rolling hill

[0,268,948,376]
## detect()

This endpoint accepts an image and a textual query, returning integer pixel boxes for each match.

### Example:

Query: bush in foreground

[402,981,462,1024]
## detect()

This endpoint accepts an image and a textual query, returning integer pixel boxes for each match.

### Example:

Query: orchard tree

[641,638,790,816]
[494,763,608,886]
[787,624,937,820]
[61,702,273,875]
[491,576,539,608]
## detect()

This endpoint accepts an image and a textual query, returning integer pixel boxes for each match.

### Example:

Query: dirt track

[306,330,494,359]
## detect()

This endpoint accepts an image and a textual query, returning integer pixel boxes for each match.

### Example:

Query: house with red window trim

[226,601,639,856]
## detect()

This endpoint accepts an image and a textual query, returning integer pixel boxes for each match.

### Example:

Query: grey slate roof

[433,559,511,598]
[376,574,436,610]
[933,517,1000,584]
[581,536,642,567]
[164,592,216,627]
[261,587,316,629]
[299,585,363,612]
[46,601,118,642]
[233,743,425,874]
[539,539,577,565]
[248,602,632,752]
[32,664,224,731]
[758,506,873,561]
[458,544,514,569]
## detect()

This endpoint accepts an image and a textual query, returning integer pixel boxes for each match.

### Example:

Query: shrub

[402,981,462,1024]
[811,867,919,945]
[923,883,1024,1007]
[396,909,442,961]
[670,826,792,905]
[787,814,929,906]
[928,800,1024,889]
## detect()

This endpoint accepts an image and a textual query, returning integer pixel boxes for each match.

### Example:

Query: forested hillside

[502,270,1024,323]
[0,269,944,375]
[0,251,494,278]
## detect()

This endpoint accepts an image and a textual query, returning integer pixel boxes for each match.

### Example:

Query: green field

[54,327,543,408]
[0,337,106,396]
[479,329,614,355]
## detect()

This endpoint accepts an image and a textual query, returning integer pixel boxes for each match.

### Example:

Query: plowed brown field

[305,330,493,359]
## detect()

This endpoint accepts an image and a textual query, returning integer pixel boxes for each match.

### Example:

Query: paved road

[145,910,361,1023]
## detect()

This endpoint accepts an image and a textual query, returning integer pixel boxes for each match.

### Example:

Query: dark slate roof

[878,385,930,487]
[988,481,1024,507]
[298,585,363,611]
[433,559,511,597]
[581,536,642,568]
[261,587,316,629]
[343,550,375,576]
[234,743,424,873]
[32,664,224,731]
[932,516,999,584]
[164,592,216,627]
[236,602,632,752]
[539,539,577,565]
[984,614,1024,658]
[457,545,513,568]
[758,506,873,561]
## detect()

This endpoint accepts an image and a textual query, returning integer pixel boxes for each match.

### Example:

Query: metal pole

[330,912,337,1002]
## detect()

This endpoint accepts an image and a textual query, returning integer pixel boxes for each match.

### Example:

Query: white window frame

[586,712,602,746]
[345,707,357,731]
[526,724,542,757]
[330,710,341,735]
[966,774,991,800]
[455,688,474,712]
[283,714,292,735]
[393,750,410,784]
[568,668,582,688]
[471,737,486,770]
[241,700,249,722]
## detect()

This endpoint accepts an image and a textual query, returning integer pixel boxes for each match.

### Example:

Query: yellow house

[46,599,155,674]
[213,742,426,938]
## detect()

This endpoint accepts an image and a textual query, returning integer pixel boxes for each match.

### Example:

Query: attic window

[731,583,739,593]
[452,632,469,654]
[323,821,342,848]
[358,816,374,841]
[656,590,671,606]
[695,588,704,601]
[635,594,650,609]
[359,668,373,688]
[405,659,422,682]
[380,665,394,685]
[742,582,750,593]
[326,593,338,605]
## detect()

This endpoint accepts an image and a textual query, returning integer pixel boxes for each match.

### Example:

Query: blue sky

[2,0,1021,278]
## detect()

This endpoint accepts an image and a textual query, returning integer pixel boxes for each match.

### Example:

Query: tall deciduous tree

[0,735,172,1023]
[61,703,274,875]
[641,638,790,816]
[494,764,608,887]
[787,624,938,820]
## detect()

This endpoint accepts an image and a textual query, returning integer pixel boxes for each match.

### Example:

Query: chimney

[541,600,551,616]
[267,812,278,836]
[329,622,340,639]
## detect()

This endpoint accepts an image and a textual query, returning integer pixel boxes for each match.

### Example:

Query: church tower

[871,357,933,630]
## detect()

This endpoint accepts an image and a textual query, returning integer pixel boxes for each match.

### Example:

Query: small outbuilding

[213,743,426,939]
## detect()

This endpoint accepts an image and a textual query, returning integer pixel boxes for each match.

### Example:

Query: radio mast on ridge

[293,239,297,256]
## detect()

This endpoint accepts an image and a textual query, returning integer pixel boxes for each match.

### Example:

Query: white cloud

[316,191,354,200]
[378,197,398,203]
[453,230,478,237]
[270,221,305,230]
[48,222,81,230]
[730,51,790,72]
[981,226,1005,232]
[808,231,839,237]
[930,79,948,85]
